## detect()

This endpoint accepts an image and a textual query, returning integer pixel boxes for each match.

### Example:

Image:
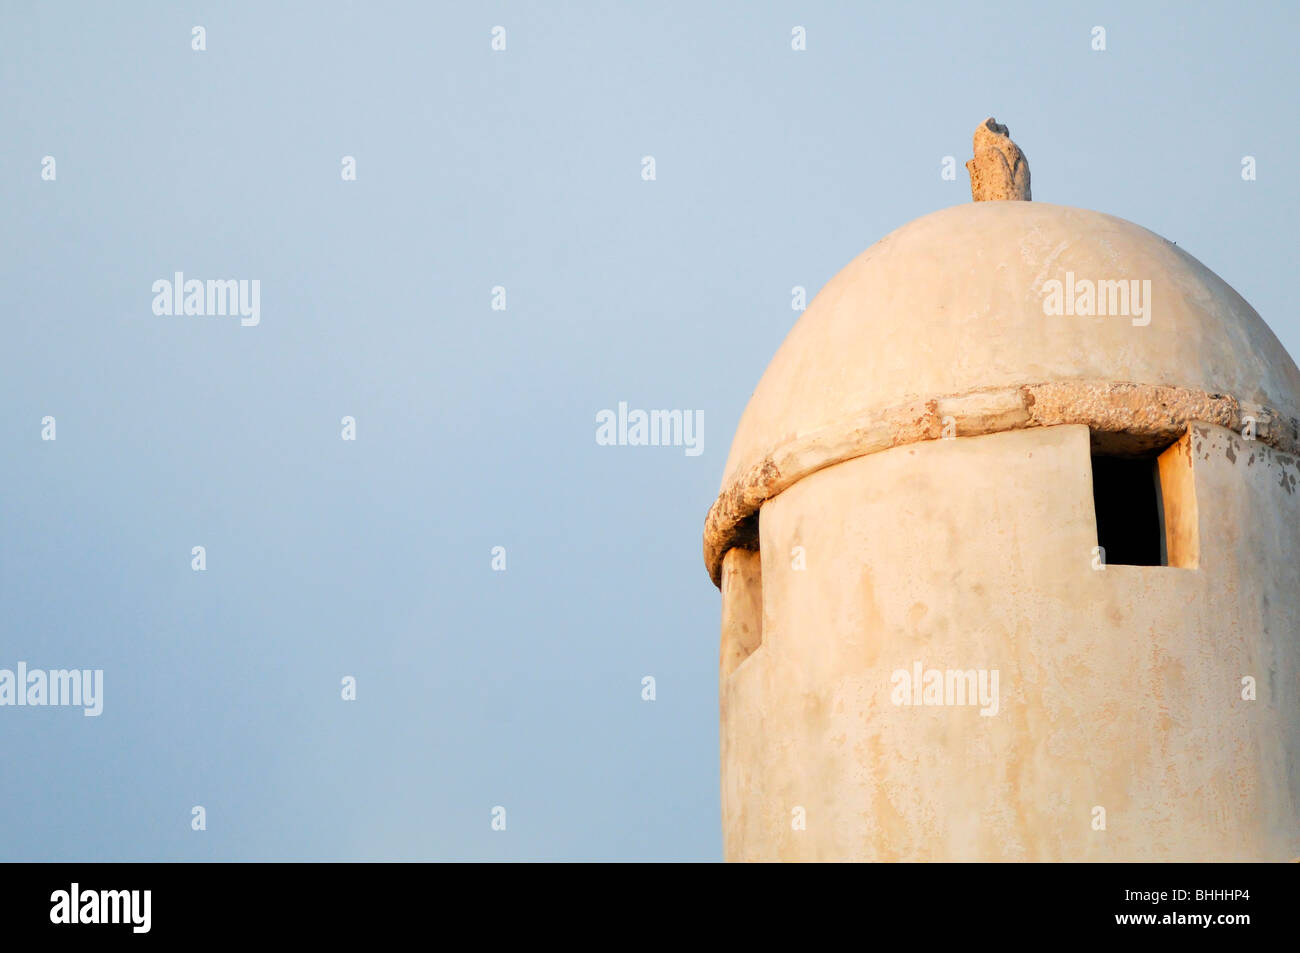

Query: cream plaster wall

[720,423,1299,861]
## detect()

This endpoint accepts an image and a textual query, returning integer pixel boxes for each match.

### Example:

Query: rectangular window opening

[1090,430,1198,569]
[719,545,763,677]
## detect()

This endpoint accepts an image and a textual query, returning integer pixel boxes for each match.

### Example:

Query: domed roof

[705,201,1300,585]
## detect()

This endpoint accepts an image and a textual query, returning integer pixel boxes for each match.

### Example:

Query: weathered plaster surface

[705,380,1297,586]
[716,203,1300,494]
[706,201,1300,586]
[721,424,1300,861]
[709,196,1300,861]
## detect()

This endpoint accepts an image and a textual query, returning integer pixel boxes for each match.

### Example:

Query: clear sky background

[1,1,1297,861]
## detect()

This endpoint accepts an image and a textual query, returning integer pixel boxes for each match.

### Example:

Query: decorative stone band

[704,380,1300,587]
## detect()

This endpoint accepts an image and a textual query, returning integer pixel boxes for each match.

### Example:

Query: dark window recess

[1091,455,1165,566]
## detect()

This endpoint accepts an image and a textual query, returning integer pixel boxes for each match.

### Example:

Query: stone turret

[705,123,1300,861]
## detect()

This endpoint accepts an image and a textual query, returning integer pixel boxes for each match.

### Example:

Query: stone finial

[966,118,1031,202]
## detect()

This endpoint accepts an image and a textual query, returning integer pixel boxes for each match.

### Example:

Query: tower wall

[720,423,1300,861]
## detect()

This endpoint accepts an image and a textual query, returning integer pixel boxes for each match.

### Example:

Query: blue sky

[1,1,1296,860]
